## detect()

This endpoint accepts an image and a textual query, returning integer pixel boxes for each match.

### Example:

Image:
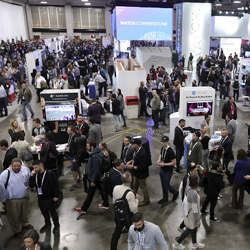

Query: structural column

[65,5,74,38]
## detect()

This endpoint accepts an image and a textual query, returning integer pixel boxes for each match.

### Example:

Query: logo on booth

[192,91,196,96]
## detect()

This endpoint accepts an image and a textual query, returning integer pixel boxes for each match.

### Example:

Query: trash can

[88,81,96,99]
[125,96,139,119]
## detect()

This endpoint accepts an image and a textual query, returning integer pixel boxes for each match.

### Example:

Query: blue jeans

[160,169,177,201]
[113,115,120,131]
[21,102,34,119]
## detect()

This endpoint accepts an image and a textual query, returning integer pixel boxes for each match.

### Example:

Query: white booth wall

[0,1,28,41]
[220,38,242,58]
[136,47,172,73]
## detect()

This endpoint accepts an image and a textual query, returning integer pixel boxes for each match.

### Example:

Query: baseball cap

[131,138,142,145]
[161,136,169,142]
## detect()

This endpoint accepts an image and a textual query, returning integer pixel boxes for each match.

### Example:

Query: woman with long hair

[8,119,22,143]
[116,88,126,128]
[200,126,211,170]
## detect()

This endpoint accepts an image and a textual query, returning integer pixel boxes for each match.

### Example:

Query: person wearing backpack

[111,171,139,250]
[29,160,60,235]
[0,158,31,236]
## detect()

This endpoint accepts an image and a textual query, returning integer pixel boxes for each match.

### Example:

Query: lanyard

[36,171,46,188]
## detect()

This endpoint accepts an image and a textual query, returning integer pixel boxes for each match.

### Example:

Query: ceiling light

[245,6,249,10]
[84,2,91,5]
[40,1,47,3]
[226,11,229,14]
[231,11,234,14]
[81,0,88,2]
[219,11,222,14]
[215,3,222,6]
[233,1,241,3]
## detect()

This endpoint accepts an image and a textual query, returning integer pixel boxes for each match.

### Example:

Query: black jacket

[173,126,185,150]
[222,101,237,120]
[110,167,122,192]
[3,148,18,170]
[120,144,134,163]
[132,147,149,179]
[220,136,234,160]
[112,99,121,115]
[87,147,104,182]
[29,170,60,199]
[204,170,224,199]
[139,86,148,102]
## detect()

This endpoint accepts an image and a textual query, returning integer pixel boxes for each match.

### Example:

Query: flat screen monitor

[45,105,76,121]
[187,101,213,117]
[245,51,250,58]
[115,6,172,40]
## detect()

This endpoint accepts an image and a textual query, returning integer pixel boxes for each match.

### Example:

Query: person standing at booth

[139,81,149,118]
[187,131,202,167]
[174,119,186,173]
[151,89,161,129]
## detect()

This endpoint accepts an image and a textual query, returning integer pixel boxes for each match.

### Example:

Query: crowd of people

[0,37,249,250]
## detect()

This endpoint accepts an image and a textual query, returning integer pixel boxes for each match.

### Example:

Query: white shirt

[35,76,46,89]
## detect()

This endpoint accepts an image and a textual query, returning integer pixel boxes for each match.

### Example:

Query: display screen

[45,105,76,121]
[187,102,213,116]
[245,51,250,58]
[115,6,172,40]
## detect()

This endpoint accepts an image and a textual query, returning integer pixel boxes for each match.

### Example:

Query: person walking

[87,118,102,145]
[222,97,237,124]
[35,72,46,102]
[0,158,31,236]
[201,161,224,222]
[126,138,150,207]
[111,171,138,250]
[111,94,121,132]
[173,119,186,172]
[231,149,250,209]
[128,212,169,250]
[157,136,178,206]
[151,89,161,129]
[75,142,109,218]
[187,53,193,71]
[173,175,205,250]
[29,161,60,234]
[18,82,34,121]
[108,62,115,86]
[117,89,126,128]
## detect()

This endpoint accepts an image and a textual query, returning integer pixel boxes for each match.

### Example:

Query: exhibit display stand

[169,87,215,141]
[25,49,43,84]
[116,58,146,119]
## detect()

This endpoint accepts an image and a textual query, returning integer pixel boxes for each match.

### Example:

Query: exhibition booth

[169,86,215,141]
[115,58,146,119]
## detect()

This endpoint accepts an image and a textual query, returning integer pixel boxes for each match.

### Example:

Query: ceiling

[8,0,250,14]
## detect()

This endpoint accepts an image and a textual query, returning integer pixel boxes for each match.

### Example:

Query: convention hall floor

[0,87,250,250]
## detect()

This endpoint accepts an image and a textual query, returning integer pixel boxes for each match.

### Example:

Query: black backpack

[114,189,133,233]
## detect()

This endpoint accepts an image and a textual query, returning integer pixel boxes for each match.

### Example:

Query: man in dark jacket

[29,160,60,234]
[111,94,121,132]
[109,159,124,194]
[120,136,134,165]
[220,129,234,173]
[108,62,115,86]
[126,138,150,207]
[222,97,237,124]
[173,119,186,172]
[76,142,108,218]
[139,81,148,117]
[87,99,102,124]
[187,131,202,166]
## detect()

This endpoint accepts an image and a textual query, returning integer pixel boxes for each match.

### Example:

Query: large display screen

[115,7,172,40]
[45,105,76,121]
[187,102,213,117]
